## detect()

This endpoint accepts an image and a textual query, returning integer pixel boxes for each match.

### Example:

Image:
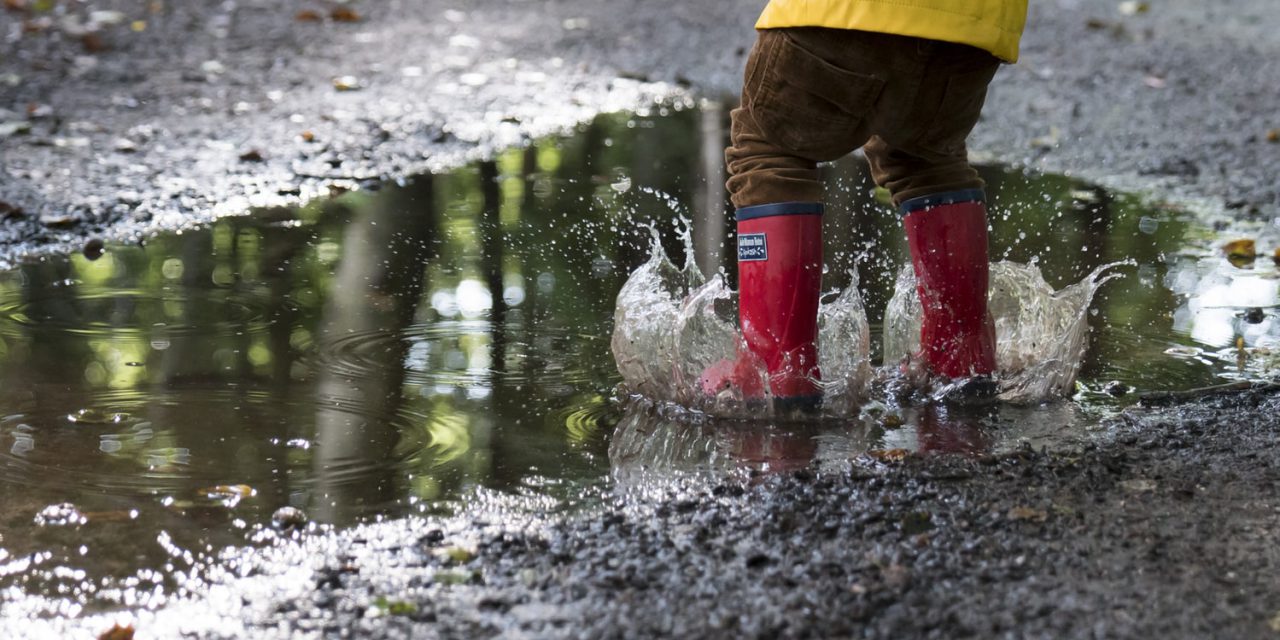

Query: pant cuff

[899,189,986,216]
[735,202,825,221]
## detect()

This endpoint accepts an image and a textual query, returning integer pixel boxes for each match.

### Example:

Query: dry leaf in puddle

[1222,239,1256,267]
[202,484,256,500]
[868,448,911,463]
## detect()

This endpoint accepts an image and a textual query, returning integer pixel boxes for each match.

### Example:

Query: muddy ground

[282,389,1280,640]
[4,0,1280,638]
[1,0,1278,265]
[24,386,1280,639]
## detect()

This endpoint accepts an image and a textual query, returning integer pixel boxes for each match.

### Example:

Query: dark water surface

[0,107,1276,610]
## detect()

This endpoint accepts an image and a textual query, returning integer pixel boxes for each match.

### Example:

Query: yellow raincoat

[756,0,1028,62]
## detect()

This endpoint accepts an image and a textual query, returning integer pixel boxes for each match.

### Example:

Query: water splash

[613,226,1130,414]
[610,224,872,417]
[883,260,1133,404]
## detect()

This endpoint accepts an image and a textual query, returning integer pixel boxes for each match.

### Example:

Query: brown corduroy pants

[726,27,1003,208]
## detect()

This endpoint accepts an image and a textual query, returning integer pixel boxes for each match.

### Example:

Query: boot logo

[738,233,768,261]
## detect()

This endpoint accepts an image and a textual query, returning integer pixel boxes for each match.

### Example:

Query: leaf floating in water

[97,624,135,640]
[202,484,256,503]
[1222,238,1256,267]
[1007,506,1048,522]
[867,448,911,463]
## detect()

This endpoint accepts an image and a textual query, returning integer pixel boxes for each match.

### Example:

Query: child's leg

[714,29,885,406]
[861,46,1000,380]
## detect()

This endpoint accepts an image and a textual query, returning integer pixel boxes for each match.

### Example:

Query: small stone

[1102,380,1131,396]
[238,149,265,162]
[271,506,307,531]
[1243,307,1266,324]
[82,238,105,260]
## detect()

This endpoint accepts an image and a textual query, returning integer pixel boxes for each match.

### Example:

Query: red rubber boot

[698,202,823,411]
[901,190,996,379]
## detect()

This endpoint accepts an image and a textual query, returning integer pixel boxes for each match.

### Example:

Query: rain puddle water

[0,105,1277,616]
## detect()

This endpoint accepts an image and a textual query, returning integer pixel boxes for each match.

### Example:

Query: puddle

[0,106,1276,616]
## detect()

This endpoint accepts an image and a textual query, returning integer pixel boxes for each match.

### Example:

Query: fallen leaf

[332,75,362,91]
[81,33,108,53]
[1118,1,1149,16]
[329,7,360,22]
[294,9,322,21]
[97,624,134,640]
[202,484,256,500]
[1222,238,1256,267]
[1120,478,1157,493]
[867,448,911,463]
[373,597,416,616]
[40,214,78,227]
[0,201,23,218]
[1266,129,1279,143]
[1007,506,1048,522]
[300,130,315,142]
[1273,248,1280,266]
[881,413,904,428]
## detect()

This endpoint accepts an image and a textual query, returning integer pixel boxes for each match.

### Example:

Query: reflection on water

[0,106,1275,614]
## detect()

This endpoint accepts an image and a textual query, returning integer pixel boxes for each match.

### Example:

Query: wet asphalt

[4,0,1280,637]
